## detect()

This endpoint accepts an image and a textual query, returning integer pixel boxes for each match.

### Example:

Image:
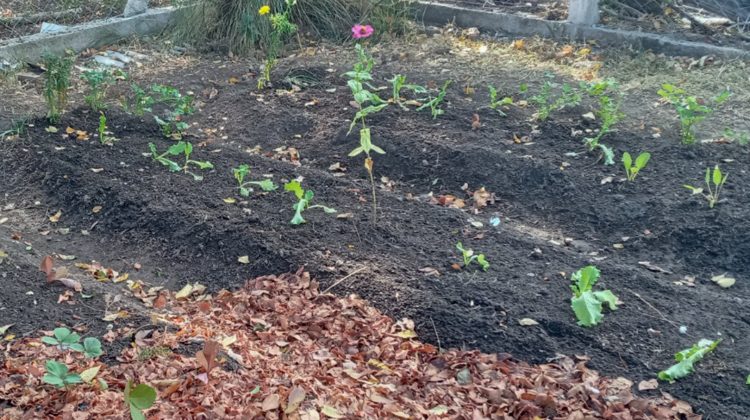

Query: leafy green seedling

[125,380,157,420]
[417,80,451,119]
[389,74,427,110]
[684,165,728,208]
[583,79,622,165]
[658,339,720,382]
[622,152,651,181]
[149,142,213,181]
[43,360,82,388]
[98,113,114,145]
[488,85,513,116]
[570,266,618,327]
[82,337,103,358]
[455,242,489,272]
[658,84,730,144]
[81,68,125,111]
[122,84,155,116]
[531,76,581,121]
[42,327,83,351]
[284,180,336,225]
[150,84,195,140]
[232,164,277,197]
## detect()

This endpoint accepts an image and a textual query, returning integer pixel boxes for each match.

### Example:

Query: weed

[722,128,749,145]
[149,141,214,181]
[488,85,513,116]
[0,117,29,139]
[389,74,427,110]
[658,84,730,145]
[583,79,622,165]
[622,151,651,181]
[151,85,194,139]
[455,242,489,271]
[124,381,157,420]
[684,165,728,208]
[570,266,618,327]
[284,180,336,225]
[417,80,451,119]
[43,360,82,389]
[81,68,125,111]
[97,113,115,145]
[257,0,298,89]
[530,76,581,121]
[233,164,278,196]
[122,84,155,116]
[658,339,720,382]
[42,53,74,123]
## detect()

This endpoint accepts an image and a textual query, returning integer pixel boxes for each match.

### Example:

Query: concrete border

[414,1,750,59]
[0,7,177,65]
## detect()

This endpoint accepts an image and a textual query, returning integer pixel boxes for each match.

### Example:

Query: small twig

[626,290,680,329]
[321,267,367,294]
[429,317,442,352]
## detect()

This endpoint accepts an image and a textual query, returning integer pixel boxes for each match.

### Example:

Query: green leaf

[167,142,186,156]
[599,144,615,166]
[476,254,490,271]
[130,405,146,420]
[69,343,84,352]
[129,384,157,410]
[571,292,604,327]
[622,152,632,170]
[192,160,214,170]
[348,146,364,157]
[370,145,385,155]
[240,187,250,197]
[570,266,600,296]
[83,337,103,358]
[41,336,59,346]
[635,152,651,170]
[712,165,722,187]
[255,179,278,192]
[233,165,248,184]
[658,339,720,382]
[284,180,304,200]
[321,206,336,214]
[45,360,68,378]
[54,327,80,344]
[43,374,65,387]
[593,290,619,310]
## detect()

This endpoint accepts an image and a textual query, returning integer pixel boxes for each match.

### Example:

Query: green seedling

[622,152,651,181]
[658,84,730,145]
[41,327,103,358]
[122,84,154,116]
[42,327,83,351]
[284,180,336,225]
[0,117,29,139]
[722,128,749,146]
[43,360,82,389]
[455,242,489,272]
[684,165,728,208]
[257,0,298,89]
[530,77,581,121]
[583,79,622,165]
[42,53,74,124]
[124,380,157,420]
[81,68,125,111]
[349,127,385,223]
[97,112,115,145]
[417,80,451,119]
[658,339,720,382]
[570,266,618,327]
[149,141,214,181]
[389,74,427,110]
[151,84,195,140]
[232,164,277,197]
[488,85,514,116]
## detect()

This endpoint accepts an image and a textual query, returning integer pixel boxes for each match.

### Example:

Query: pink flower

[352,24,374,39]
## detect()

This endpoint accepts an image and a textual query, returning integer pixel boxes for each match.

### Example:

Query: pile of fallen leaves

[1,270,697,419]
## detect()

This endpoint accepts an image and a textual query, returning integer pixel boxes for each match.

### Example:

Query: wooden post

[568,0,599,25]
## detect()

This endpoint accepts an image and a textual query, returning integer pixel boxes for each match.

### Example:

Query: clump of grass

[172,0,412,54]
[42,53,74,123]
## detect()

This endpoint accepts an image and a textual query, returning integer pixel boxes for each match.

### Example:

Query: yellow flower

[259,5,270,15]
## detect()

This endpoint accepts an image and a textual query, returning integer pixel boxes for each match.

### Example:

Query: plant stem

[367,166,377,224]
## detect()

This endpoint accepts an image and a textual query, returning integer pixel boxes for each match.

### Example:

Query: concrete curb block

[414,1,750,59]
[0,7,177,64]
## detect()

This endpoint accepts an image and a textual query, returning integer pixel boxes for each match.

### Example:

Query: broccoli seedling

[658,339,720,382]
[417,80,451,119]
[233,164,277,197]
[284,180,336,225]
[488,85,514,116]
[149,141,213,181]
[570,266,618,327]
[622,152,651,181]
[456,242,489,271]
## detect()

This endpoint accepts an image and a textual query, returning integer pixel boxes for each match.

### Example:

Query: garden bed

[1,35,749,418]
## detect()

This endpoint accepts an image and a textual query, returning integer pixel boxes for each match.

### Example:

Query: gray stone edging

[413,1,750,59]
[0,7,177,65]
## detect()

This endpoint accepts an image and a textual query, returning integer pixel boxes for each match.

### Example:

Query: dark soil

[1,50,748,419]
